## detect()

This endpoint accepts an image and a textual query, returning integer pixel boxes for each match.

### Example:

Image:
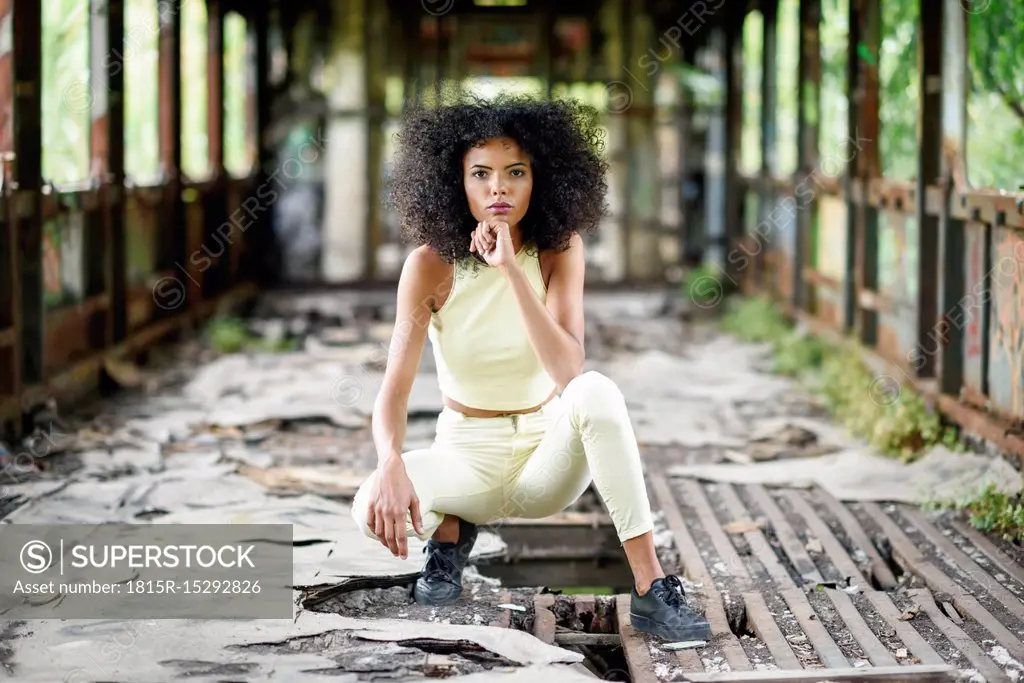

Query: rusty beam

[755,0,778,290]
[932,393,1024,463]
[935,0,966,397]
[723,9,744,285]
[87,0,126,356]
[158,0,186,315]
[916,0,942,381]
[853,0,879,347]
[794,0,821,313]
[801,267,841,292]
[4,280,258,421]
[207,0,224,172]
[14,0,42,407]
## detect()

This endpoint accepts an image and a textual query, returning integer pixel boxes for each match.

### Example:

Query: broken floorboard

[637,474,1024,683]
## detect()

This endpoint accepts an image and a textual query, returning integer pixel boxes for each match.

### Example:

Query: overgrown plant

[718,295,961,461]
[682,263,729,307]
[926,484,1024,543]
[206,316,298,354]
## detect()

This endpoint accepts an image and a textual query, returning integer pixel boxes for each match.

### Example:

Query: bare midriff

[443,388,557,417]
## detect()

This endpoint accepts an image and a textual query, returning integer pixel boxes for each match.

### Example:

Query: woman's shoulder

[399,246,457,309]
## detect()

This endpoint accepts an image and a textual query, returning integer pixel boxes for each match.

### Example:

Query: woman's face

[462,136,533,229]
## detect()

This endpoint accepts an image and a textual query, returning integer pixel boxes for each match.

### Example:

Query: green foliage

[772,331,825,378]
[814,348,953,461]
[720,295,790,343]
[967,1,1024,190]
[928,484,1024,544]
[205,316,297,354]
[878,0,919,180]
[42,0,89,185]
[719,296,964,461]
[683,264,730,307]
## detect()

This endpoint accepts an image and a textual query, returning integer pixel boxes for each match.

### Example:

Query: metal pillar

[794,0,821,311]
[14,0,43,397]
[912,0,942,379]
[853,0,880,346]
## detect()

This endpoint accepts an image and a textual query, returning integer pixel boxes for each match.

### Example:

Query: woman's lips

[488,203,512,214]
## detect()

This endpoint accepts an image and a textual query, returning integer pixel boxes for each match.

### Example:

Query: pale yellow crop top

[427,244,557,411]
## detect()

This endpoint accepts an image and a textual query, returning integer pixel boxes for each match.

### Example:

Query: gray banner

[0,524,294,618]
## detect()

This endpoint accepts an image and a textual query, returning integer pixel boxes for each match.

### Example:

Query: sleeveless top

[427,244,557,411]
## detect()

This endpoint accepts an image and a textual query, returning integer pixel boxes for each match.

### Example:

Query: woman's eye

[511,169,524,177]
[473,171,487,179]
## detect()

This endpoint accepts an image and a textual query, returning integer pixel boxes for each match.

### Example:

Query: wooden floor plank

[900,505,1024,625]
[863,590,945,666]
[814,490,898,589]
[950,520,1024,587]
[783,490,872,588]
[650,475,752,671]
[862,503,1024,663]
[650,474,714,586]
[616,594,676,683]
[745,485,823,584]
[717,483,795,587]
[780,588,850,669]
[823,588,898,666]
[910,588,1011,683]
[678,479,751,583]
[742,591,803,671]
[682,664,957,683]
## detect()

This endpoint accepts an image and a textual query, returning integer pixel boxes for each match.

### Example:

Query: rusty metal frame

[0,0,267,438]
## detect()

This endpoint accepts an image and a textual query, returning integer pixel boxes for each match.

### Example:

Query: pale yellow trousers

[352,371,654,544]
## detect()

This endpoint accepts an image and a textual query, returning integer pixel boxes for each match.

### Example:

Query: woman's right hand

[367,457,424,559]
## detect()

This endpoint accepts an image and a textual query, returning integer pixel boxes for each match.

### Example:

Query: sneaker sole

[413,586,463,607]
[630,613,713,643]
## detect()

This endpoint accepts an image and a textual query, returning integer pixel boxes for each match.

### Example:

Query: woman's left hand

[470,221,516,271]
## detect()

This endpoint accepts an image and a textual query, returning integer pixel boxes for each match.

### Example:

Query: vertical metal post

[364,0,385,280]
[759,0,778,290]
[794,0,821,312]
[158,0,185,313]
[723,8,744,284]
[914,0,941,379]
[842,0,860,331]
[14,0,43,395]
[855,0,880,347]
[207,0,224,173]
[87,0,126,351]
[936,0,968,396]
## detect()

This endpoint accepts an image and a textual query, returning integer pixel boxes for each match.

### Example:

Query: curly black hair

[387,89,609,263]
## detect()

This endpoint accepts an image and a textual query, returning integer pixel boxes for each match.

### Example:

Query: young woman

[351,93,712,643]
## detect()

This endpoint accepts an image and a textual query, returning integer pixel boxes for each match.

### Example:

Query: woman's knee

[562,371,628,423]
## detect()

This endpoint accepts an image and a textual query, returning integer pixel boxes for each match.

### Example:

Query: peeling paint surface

[987,227,1024,418]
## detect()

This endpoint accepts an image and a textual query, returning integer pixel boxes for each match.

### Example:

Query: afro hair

[387,89,609,263]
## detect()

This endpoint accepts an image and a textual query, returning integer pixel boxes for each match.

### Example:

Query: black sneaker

[630,575,714,642]
[413,518,479,606]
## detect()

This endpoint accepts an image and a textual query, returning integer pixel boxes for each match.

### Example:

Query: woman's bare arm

[367,246,451,558]
[372,246,450,467]
[503,233,586,389]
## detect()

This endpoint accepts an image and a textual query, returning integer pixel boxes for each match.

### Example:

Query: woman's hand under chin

[470,221,517,272]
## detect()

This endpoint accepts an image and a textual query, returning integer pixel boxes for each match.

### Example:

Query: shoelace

[655,574,687,609]
[420,543,460,585]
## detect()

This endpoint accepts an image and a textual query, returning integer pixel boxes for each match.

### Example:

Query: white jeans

[352,371,654,543]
